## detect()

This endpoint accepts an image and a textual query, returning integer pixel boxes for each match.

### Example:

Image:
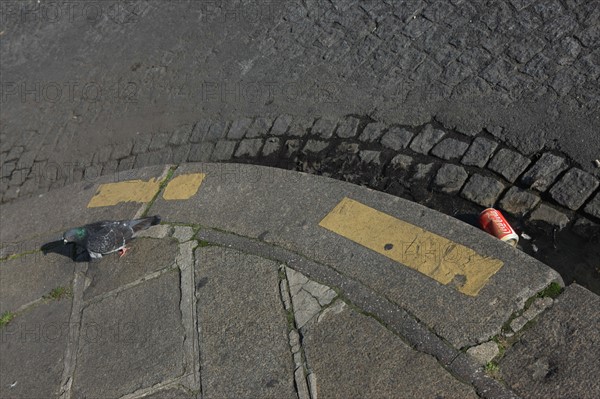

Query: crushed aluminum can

[479,208,519,247]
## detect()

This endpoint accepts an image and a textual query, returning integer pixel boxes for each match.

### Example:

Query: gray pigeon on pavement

[63,215,161,259]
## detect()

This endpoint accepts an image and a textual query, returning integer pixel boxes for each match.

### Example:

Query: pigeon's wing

[84,221,134,254]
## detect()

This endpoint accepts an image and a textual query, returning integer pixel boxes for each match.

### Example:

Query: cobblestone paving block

[391,154,413,169]
[411,163,435,181]
[169,124,193,145]
[190,120,212,143]
[311,118,337,139]
[549,168,600,210]
[1,162,16,178]
[466,342,500,366]
[460,174,506,207]
[133,135,152,154]
[285,139,301,157]
[111,140,134,160]
[212,140,237,161]
[245,117,273,138]
[572,217,600,238]
[135,149,172,169]
[149,133,171,151]
[172,144,191,164]
[303,139,329,154]
[380,126,414,150]
[227,117,253,139]
[583,191,600,219]
[409,125,445,154]
[528,204,570,229]
[288,117,314,137]
[499,186,541,216]
[117,156,136,172]
[261,137,281,156]
[520,153,569,191]
[461,137,499,167]
[431,138,470,160]
[335,116,360,138]
[206,121,229,141]
[270,114,293,136]
[359,150,381,165]
[433,164,469,194]
[188,142,215,162]
[487,148,531,183]
[358,122,386,142]
[235,139,263,157]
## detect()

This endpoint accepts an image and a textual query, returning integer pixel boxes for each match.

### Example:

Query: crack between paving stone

[197,227,519,399]
[59,263,88,399]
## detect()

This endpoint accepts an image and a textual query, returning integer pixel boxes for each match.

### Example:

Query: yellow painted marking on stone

[87,179,162,208]
[162,173,206,200]
[319,198,504,296]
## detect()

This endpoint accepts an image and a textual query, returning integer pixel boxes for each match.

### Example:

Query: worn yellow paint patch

[87,179,162,208]
[163,173,206,200]
[319,197,504,296]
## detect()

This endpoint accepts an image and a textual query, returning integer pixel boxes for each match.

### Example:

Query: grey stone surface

[270,114,293,136]
[135,149,172,169]
[466,341,500,366]
[500,284,600,399]
[245,117,273,138]
[111,140,134,160]
[262,137,281,156]
[359,150,381,165]
[431,138,470,160]
[195,247,295,398]
[206,121,229,141]
[411,163,434,181]
[549,168,599,210]
[487,148,531,183]
[0,299,72,399]
[529,204,570,229]
[461,137,498,168]
[0,251,74,314]
[188,142,215,162]
[461,174,506,207]
[234,139,263,157]
[288,117,314,137]
[149,133,171,151]
[310,118,337,139]
[409,125,445,154]
[285,139,301,157]
[583,191,600,219]
[433,164,469,194]
[499,186,541,216]
[211,140,237,161]
[520,153,569,191]
[143,387,196,399]
[390,154,413,169]
[73,271,184,398]
[286,267,336,328]
[302,139,329,154]
[358,122,386,142]
[172,226,195,242]
[227,117,253,140]
[335,117,360,138]
[83,238,178,300]
[302,304,478,398]
[172,145,191,164]
[189,120,212,143]
[169,124,193,146]
[380,127,414,150]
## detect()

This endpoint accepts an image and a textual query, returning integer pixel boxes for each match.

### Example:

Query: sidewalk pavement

[0,163,598,399]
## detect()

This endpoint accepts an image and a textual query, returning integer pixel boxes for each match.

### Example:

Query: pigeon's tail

[129,215,161,233]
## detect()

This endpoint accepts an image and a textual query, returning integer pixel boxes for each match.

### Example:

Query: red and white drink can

[479,208,519,246]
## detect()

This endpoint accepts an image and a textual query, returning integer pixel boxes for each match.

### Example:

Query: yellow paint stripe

[319,198,503,296]
[87,179,162,208]
[163,173,206,200]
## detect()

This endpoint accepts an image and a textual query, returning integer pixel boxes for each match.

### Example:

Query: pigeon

[63,215,161,259]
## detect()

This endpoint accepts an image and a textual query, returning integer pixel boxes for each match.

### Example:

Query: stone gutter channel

[2,115,598,292]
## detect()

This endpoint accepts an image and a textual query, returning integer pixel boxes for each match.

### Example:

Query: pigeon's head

[63,227,87,244]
